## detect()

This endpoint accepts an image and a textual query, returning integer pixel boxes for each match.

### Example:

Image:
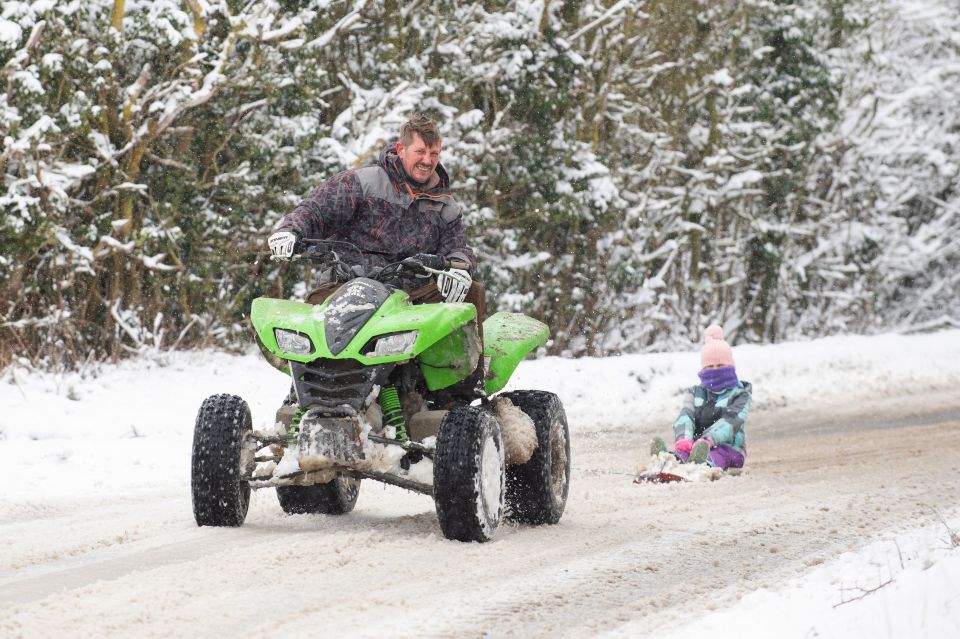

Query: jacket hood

[379,142,450,192]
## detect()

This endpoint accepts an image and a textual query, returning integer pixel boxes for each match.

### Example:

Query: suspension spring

[379,386,409,443]
[286,406,304,445]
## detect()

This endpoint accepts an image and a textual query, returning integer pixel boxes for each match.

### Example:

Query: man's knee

[305,282,340,305]
[466,281,485,312]
[466,280,484,299]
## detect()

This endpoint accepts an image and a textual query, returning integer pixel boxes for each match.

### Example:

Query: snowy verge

[618,512,960,639]
[507,329,960,433]
[3,330,959,442]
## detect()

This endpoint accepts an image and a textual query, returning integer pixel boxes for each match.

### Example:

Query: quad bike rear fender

[482,312,549,395]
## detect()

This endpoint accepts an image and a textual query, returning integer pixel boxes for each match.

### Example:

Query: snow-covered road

[2,332,959,637]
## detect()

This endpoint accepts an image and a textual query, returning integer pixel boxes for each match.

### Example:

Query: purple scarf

[699,366,738,393]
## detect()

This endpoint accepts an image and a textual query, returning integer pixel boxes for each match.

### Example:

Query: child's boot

[650,436,667,456]
[687,440,709,464]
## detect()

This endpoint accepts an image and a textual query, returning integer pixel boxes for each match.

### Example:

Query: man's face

[396,133,441,184]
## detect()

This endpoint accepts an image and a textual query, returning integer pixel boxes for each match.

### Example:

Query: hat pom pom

[704,324,724,341]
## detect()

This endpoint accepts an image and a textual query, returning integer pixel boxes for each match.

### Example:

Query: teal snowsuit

[672,381,751,455]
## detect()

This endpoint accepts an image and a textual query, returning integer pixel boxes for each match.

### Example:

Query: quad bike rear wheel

[433,406,505,542]
[500,391,570,525]
[276,475,361,515]
[191,394,256,527]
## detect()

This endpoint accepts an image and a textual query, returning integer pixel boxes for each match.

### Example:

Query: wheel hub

[479,435,503,517]
[550,420,568,498]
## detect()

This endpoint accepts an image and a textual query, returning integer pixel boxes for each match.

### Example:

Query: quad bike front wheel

[276,475,361,515]
[191,394,256,527]
[500,391,570,525]
[433,406,505,542]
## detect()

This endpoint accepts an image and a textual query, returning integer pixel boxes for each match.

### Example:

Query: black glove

[402,253,449,271]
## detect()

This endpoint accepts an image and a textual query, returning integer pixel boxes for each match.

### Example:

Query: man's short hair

[400,114,441,147]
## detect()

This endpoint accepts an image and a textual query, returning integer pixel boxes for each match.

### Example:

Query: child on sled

[651,324,752,469]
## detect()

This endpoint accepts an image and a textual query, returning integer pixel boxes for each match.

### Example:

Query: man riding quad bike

[190,240,571,542]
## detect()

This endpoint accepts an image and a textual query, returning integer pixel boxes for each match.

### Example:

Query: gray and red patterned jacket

[276,143,474,284]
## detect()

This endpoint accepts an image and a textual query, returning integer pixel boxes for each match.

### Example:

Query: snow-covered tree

[2,0,957,370]
[805,0,960,335]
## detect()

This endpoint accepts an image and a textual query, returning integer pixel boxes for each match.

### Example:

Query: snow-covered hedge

[1,0,957,369]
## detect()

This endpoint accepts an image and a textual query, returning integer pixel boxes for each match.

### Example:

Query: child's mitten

[674,437,693,454]
[694,438,714,449]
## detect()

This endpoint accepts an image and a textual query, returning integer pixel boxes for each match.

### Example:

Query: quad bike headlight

[373,331,418,357]
[274,328,314,355]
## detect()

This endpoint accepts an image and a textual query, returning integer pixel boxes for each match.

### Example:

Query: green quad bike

[191,239,570,542]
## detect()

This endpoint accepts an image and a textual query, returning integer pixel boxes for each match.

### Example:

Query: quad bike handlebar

[400,253,471,273]
[289,238,468,284]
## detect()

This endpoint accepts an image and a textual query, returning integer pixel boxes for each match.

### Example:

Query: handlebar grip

[406,254,447,270]
[401,254,470,272]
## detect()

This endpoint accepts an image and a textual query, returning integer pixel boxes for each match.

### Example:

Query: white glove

[268,231,299,259]
[437,268,471,303]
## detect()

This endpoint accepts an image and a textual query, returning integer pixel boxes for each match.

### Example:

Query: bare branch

[833,579,894,608]
[145,150,192,171]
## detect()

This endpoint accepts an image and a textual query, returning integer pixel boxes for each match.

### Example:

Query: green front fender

[251,292,477,366]
[482,312,549,395]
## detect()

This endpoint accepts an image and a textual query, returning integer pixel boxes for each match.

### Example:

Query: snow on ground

[0,351,291,502]
[647,513,960,639]
[2,329,960,635]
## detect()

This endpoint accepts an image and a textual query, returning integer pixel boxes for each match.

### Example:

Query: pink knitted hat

[700,324,735,369]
